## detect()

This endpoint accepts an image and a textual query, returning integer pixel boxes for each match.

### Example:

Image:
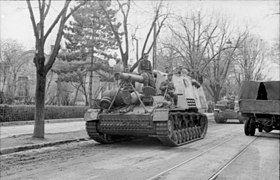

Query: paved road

[1,119,279,180]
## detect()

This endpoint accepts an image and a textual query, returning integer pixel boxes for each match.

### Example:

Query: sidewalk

[0,113,214,155]
[1,121,85,138]
[0,119,89,155]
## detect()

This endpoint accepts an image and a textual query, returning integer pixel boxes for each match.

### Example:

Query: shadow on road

[255,131,280,139]
[84,137,193,151]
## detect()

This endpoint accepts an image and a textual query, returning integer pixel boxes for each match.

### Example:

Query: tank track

[155,111,208,147]
[86,121,130,144]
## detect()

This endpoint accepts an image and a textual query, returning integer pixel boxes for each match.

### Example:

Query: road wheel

[171,131,179,144]
[176,131,183,144]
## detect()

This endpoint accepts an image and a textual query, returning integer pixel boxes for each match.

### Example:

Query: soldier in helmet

[138,53,155,88]
[160,73,178,106]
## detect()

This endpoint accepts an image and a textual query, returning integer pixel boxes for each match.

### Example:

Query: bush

[0,104,89,122]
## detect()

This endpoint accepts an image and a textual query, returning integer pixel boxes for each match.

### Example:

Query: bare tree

[163,12,220,74]
[0,39,26,101]
[163,12,246,102]
[100,0,168,72]
[204,27,246,103]
[26,0,86,138]
[233,35,268,88]
[130,1,169,72]
[269,41,280,66]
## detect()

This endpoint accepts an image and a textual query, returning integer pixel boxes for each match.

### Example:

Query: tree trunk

[84,93,89,106]
[56,77,62,106]
[213,87,221,104]
[89,48,94,107]
[122,53,128,71]
[11,74,17,101]
[72,84,81,105]
[33,65,47,138]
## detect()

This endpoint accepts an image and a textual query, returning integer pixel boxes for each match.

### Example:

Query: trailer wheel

[249,117,256,136]
[244,119,250,136]
[244,117,255,136]
[258,124,263,132]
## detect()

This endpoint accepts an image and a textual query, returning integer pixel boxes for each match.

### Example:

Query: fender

[84,109,100,121]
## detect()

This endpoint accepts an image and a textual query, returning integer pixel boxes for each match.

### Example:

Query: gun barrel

[115,72,144,83]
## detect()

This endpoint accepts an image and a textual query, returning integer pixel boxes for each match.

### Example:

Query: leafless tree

[269,41,280,66]
[130,1,169,72]
[233,35,269,88]
[0,39,26,101]
[163,12,247,102]
[100,0,168,72]
[26,0,86,138]
[203,29,246,103]
[163,12,222,74]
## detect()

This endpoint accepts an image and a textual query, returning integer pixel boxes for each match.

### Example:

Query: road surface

[1,120,279,180]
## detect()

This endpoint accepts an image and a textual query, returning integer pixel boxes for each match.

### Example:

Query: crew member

[160,73,178,106]
[138,53,155,88]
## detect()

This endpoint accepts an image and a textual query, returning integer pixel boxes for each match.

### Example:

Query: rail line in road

[146,136,258,180]
[208,137,257,180]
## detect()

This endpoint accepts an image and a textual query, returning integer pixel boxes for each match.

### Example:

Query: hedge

[0,104,89,122]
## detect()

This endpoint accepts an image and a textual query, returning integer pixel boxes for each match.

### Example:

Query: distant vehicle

[214,97,244,124]
[239,81,280,136]
[84,71,208,147]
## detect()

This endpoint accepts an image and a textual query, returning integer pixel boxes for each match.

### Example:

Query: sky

[0,0,279,79]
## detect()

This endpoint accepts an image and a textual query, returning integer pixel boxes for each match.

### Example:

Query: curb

[0,137,90,155]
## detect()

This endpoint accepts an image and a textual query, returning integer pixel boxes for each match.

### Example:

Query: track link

[86,121,130,144]
[155,112,208,147]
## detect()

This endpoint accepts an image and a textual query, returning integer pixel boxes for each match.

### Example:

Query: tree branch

[100,2,124,58]
[26,0,39,41]
[141,2,162,56]
[44,0,70,41]
[43,0,51,19]
[147,14,168,53]
[45,2,70,72]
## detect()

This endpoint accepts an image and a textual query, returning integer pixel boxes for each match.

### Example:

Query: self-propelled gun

[84,71,208,146]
